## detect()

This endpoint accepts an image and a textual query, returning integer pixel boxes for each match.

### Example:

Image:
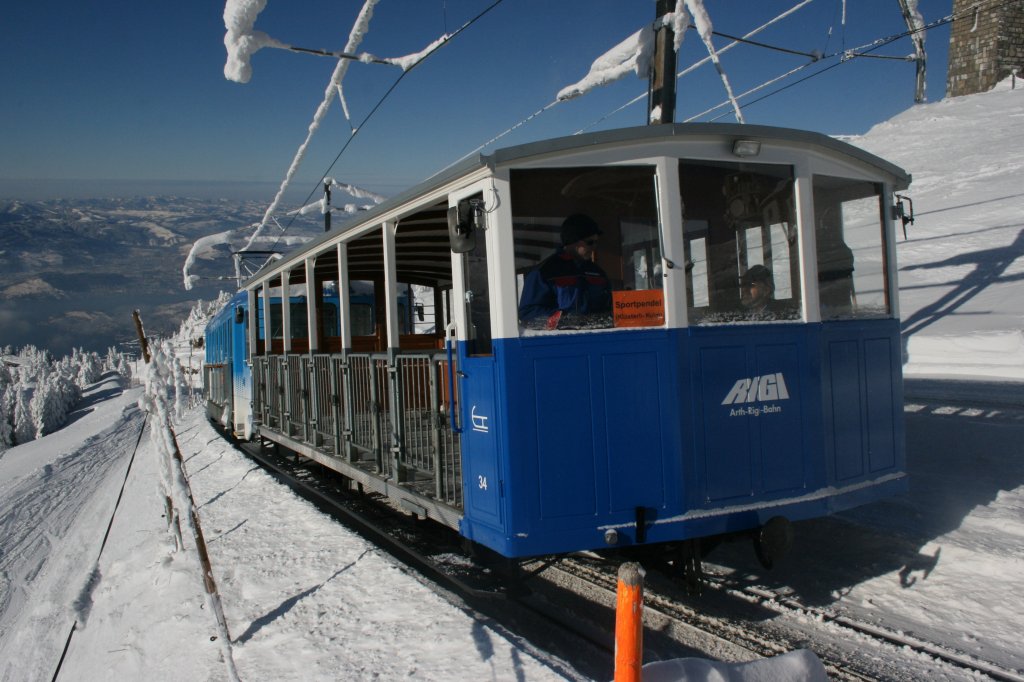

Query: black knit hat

[560,214,602,246]
[740,264,772,286]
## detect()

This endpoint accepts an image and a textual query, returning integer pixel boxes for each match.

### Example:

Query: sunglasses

[584,237,599,246]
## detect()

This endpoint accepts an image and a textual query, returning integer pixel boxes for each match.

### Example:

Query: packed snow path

[0,376,146,681]
[5,383,575,681]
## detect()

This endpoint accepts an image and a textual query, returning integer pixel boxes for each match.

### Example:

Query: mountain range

[0,195,322,356]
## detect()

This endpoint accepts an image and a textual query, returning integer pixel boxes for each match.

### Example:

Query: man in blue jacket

[519,214,612,329]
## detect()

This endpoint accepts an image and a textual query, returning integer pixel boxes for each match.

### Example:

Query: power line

[261,0,506,254]
[709,28,823,61]
[718,0,1019,120]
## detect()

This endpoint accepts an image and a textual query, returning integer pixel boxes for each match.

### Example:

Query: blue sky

[0,1,951,201]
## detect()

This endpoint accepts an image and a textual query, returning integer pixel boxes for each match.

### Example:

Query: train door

[448,188,504,538]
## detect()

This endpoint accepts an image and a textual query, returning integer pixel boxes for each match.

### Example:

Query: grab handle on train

[445,323,462,435]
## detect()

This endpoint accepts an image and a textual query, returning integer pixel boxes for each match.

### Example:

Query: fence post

[134,313,239,681]
[614,561,645,682]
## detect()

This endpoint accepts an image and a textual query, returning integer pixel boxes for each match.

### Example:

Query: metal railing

[284,354,307,440]
[394,354,461,505]
[348,353,390,474]
[308,354,341,455]
[251,350,462,509]
[203,363,230,407]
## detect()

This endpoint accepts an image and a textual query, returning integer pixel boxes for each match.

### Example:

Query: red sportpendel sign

[612,290,665,328]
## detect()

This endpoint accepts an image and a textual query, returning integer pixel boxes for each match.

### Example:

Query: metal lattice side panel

[203,364,228,405]
[309,354,336,454]
[375,356,393,478]
[266,355,285,430]
[251,357,266,425]
[393,352,462,507]
[284,354,308,440]
[330,356,346,457]
[436,355,462,508]
[396,354,436,472]
[347,354,383,468]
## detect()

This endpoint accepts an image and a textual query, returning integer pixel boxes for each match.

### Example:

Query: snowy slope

[0,376,146,681]
[854,77,1024,378]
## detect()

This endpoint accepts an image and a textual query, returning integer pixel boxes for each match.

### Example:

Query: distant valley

[0,195,322,356]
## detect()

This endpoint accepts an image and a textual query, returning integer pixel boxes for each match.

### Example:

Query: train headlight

[732,139,761,157]
[604,529,619,546]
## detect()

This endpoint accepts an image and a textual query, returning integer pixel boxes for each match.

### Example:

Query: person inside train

[518,213,613,330]
[739,264,792,319]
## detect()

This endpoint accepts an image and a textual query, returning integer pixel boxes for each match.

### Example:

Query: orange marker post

[614,561,645,682]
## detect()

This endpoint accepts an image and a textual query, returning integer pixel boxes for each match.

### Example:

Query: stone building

[947,0,1024,96]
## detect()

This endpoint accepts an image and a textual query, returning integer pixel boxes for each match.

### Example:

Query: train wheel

[753,516,794,570]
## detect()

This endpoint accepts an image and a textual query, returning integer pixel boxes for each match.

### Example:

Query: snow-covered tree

[105,346,134,383]
[176,292,231,345]
[30,370,66,439]
[0,367,14,452]
[13,382,34,445]
[71,348,103,388]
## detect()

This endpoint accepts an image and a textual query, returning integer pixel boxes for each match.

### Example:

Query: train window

[264,301,313,339]
[510,166,662,333]
[290,301,309,339]
[269,303,284,338]
[679,161,801,325]
[349,280,376,337]
[321,302,339,338]
[397,283,438,336]
[255,292,266,344]
[813,176,890,319]
[319,281,342,339]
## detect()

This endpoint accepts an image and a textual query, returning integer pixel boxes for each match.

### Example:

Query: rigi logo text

[721,372,790,405]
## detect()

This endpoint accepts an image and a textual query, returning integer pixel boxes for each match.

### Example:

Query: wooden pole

[324,179,332,232]
[132,309,151,363]
[133,310,239,680]
[648,0,678,124]
[614,562,645,682]
[896,0,927,103]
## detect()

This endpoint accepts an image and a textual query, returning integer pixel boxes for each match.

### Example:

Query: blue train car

[204,291,252,438]
[213,123,911,569]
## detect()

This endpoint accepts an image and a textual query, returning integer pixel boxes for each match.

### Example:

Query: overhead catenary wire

[486,0,1018,143]
[709,0,1018,121]
[573,0,818,134]
[256,0,503,254]
[245,0,1016,265]
[596,0,1015,129]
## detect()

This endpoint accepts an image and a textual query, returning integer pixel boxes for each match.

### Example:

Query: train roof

[244,123,911,289]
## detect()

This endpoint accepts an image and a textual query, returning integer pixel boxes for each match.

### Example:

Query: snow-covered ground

[1,80,1023,681]
[858,77,1024,380]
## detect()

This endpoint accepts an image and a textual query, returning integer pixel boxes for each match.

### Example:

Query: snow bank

[855,75,1024,380]
[643,649,827,681]
[905,331,1024,380]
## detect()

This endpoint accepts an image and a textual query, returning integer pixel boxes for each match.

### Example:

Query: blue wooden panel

[533,355,597,519]
[865,337,897,472]
[602,351,666,511]
[828,339,866,481]
[460,355,504,528]
[755,343,805,493]
[699,345,754,501]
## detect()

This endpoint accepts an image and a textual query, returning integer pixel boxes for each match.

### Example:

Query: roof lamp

[732,139,761,158]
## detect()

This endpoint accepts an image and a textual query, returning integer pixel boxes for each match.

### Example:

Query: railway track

[700,568,1024,682]
[225,433,1022,681]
